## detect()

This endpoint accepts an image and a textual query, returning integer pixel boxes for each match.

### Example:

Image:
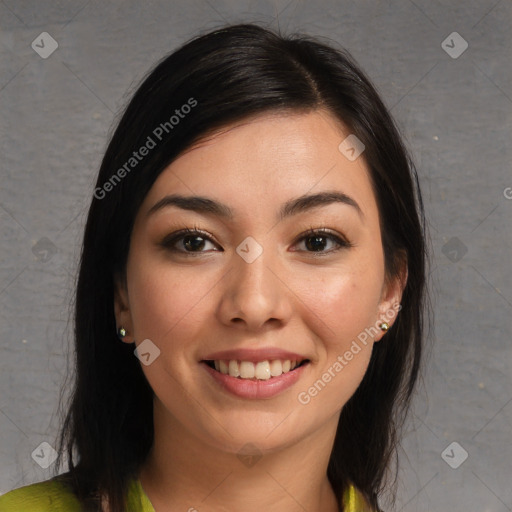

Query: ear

[374,252,408,342]
[113,272,134,344]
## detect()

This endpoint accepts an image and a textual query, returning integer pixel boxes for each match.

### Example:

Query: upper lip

[202,347,309,363]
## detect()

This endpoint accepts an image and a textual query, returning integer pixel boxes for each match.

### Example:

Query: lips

[200,347,311,399]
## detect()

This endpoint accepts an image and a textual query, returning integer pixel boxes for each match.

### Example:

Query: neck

[138,399,340,512]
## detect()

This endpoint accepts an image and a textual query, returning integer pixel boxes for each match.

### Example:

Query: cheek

[126,253,215,344]
[126,260,217,400]
[296,262,383,345]
[292,265,383,410]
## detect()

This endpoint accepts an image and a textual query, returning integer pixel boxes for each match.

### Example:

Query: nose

[216,247,293,332]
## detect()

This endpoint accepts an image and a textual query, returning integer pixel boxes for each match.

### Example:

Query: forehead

[140,110,379,224]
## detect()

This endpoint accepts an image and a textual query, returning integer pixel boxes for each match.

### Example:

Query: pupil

[306,236,326,252]
[184,236,205,251]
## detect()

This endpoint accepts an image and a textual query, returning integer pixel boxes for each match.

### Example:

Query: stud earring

[379,322,389,332]
[117,327,127,338]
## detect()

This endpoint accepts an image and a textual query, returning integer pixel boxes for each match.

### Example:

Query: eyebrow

[147,190,364,221]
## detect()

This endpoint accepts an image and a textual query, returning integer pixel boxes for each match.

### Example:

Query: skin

[114,110,405,512]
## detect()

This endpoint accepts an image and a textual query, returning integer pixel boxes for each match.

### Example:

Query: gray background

[1,1,511,511]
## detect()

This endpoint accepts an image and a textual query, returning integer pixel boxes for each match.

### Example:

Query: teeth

[211,359,305,380]
[219,360,229,375]
[269,360,282,377]
[255,361,271,380]
[228,359,240,377]
[239,361,255,379]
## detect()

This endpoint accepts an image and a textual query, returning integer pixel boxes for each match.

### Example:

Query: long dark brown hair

[53,23,429,512]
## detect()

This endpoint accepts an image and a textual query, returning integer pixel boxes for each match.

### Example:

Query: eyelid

[294,226,353,247]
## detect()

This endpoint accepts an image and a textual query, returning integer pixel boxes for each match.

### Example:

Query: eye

[160,226,353,256]
[160,227,220,254]
[292,228,353,255]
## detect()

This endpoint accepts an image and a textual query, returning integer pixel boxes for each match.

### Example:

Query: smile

[204,358,310,380]
[201,357,311,399]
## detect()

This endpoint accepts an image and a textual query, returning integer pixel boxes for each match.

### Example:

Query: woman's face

[115,110,403,454]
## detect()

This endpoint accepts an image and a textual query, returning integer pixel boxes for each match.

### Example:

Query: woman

[0,22,428,512]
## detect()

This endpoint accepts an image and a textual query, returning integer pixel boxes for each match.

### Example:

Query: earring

[117,327,127,338]
[379,322,389,332]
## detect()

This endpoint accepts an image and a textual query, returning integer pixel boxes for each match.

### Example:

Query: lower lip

[201,362,309,399]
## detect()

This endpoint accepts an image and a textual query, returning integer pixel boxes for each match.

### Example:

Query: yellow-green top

[0,476,374,511]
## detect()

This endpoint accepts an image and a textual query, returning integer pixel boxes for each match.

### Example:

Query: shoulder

[0,477,81,512]
[343,482,376,512]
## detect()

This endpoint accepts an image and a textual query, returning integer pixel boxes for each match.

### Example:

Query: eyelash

[160,224,353,257]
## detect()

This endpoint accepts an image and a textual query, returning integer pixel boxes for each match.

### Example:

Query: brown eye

[160,227,352,256]
[161,229,219,254]
[294,229,353,255]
